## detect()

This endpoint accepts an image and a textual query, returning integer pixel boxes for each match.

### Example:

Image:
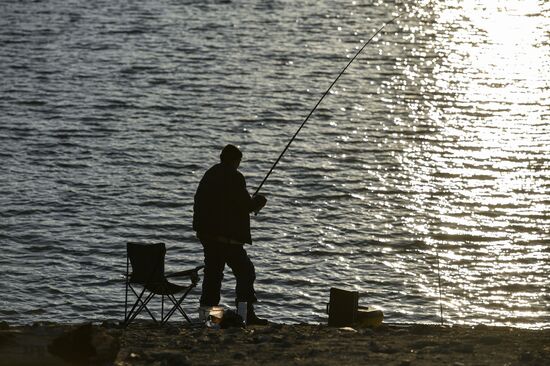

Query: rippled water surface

[1,0,548,328]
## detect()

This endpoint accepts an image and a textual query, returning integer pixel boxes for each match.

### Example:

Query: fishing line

[436,249,444,325]
[254,14,401,196]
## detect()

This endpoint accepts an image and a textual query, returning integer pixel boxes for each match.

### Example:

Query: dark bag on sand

[327,287,359,327]
[220,309,244,329]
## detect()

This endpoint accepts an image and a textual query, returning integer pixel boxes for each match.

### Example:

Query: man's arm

[234,172,266,213]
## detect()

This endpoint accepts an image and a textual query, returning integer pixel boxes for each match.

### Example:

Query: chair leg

[161,295,180,325]
[161,286,195,324]
[124,286,159,326]
[129,286,159,320]
[124,281,129,322]
[124,285,147,325]
[126,292,157,326]
[125,256,129,322]
[169,294,192,323]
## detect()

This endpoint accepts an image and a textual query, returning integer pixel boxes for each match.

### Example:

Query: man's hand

[252,194,267,213]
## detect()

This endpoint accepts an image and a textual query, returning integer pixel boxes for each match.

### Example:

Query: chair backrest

[127,242,166,285]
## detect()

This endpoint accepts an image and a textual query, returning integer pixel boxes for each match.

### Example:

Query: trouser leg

[199,239,225,306]
[226,245,257,303]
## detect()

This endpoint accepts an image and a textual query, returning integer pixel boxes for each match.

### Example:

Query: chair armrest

[165,265,204,278]
[166,265,204,285]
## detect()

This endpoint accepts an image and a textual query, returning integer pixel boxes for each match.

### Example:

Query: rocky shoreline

[1,320,548,365]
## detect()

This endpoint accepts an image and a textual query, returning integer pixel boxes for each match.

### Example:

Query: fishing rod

[254,14,401,197]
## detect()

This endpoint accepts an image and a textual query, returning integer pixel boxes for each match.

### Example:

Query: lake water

[1,0,548,329]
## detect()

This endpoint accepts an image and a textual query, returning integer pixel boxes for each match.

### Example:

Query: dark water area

[1,0,548,328]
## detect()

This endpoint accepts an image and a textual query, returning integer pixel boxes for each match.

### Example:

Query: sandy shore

[1,320,548,365]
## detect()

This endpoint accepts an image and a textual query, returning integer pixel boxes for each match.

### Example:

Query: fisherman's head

[220,144,242,170]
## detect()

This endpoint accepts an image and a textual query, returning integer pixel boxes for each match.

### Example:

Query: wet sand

[1,321,548,365]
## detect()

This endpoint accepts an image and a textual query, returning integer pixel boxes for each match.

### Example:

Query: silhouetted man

[193,144,268,325]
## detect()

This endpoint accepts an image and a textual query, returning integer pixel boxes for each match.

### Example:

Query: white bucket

[198,306,224,323]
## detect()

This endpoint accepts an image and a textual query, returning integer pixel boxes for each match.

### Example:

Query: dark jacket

[193,163,255,244]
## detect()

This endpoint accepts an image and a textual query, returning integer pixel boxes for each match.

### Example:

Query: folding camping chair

[123,242,204,327]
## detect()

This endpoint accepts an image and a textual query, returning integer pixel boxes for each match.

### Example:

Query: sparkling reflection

[396,0,549,327]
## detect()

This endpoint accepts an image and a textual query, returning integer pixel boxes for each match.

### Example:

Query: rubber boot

[246,303,268,326]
